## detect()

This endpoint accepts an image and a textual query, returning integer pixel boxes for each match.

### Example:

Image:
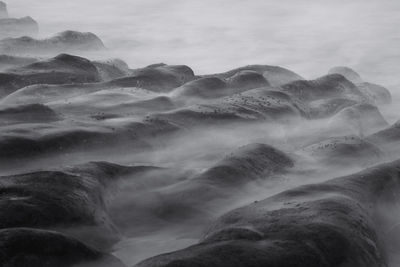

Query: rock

[282,74,366,102]
[357,82,392,105]
[0,103,58,125]
[0,30,105,55]
[0,16,39,38]
[328,67,392,105]
[309,97,358,118]
[172,77,228,99]
[329,103,389,136]
[107,64,195,92]
[0,116,177,161]
[205,65,303,86]
[300,135,382,167]
[1,83,108,105]
[328,66,363,84]
[49,88,176,117]
[0,162,153,249]
[366,120,400,151]
[152,87,305,127]
[136,160,400,267]
[1,62,193,102]
[52,30,105,50]
[0,228,126,267]
[0,54,37,71]
[226,70,270,90]
[109,144,294,234]
[196,143,294,187]
[0,54,101,97]
[93,58,131,81]
[0,159,181,249]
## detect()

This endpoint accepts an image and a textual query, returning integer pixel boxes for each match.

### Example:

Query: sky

[6,0,400,86]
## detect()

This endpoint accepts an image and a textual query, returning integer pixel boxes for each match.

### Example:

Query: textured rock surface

[136,160,400,267]
[0,54,101,97]
[0,40,396,267]
[0,228,126,267]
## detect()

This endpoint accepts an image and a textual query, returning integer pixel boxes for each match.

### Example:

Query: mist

[3,1,400,267]
[6,0,400,86]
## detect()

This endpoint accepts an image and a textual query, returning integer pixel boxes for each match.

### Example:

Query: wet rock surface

[136,160,400,267]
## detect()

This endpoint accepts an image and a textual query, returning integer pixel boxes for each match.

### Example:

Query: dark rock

[0,103,58,125]
[0,118,177,161]
[226,70,270,90]
[196,143,294,187]
[300,135,382,166]
[110,144,294,233]
[136,160,400,267]
[108,64,195,92]
[0,162,136,249]
[205,65,303,86]
[282,74,365,102]
[146,63,167,68]
[172,77,228,99]
[1,83,107,105]
[152,87,305,127]
[2,62,193,103]
[0,228,125,267]
[0,54,101,97]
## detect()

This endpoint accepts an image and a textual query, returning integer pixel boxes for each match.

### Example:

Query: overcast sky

[6,0,400,85]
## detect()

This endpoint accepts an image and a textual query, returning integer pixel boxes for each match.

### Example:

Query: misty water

[8,0,400,85]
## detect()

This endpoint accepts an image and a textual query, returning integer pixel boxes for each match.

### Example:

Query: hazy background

[7,0,400,86]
